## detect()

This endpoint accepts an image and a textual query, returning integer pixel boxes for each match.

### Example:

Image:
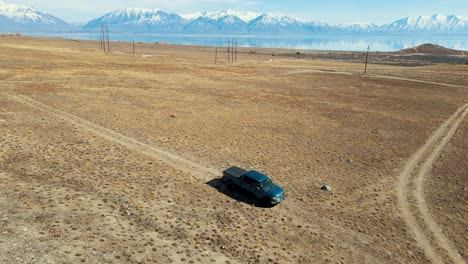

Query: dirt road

[398,104,468,264]
[11,94,219,182]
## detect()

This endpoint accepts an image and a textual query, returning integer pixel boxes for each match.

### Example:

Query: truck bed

[223,166,247,179]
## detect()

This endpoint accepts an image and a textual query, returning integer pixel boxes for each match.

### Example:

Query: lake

[24,33,468,52]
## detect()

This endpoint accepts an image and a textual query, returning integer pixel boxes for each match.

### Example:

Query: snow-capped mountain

[303,21,333,33]
[83,9,468,35]
[83,8,187,33]
[183,10,260,23]
[0,1,467,36]
[339,23,379,33]
[379,14,468,33]
[83,8,318,34]
[0,0,63,24]
[0,0,72,32]
[247,14,308,33]
[183,15,248,33]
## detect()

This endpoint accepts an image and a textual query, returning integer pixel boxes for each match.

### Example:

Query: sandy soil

[426,118,467,260]
[0,34,467,263]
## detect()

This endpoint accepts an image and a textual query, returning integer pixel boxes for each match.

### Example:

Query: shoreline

[5,32,468,53]
[2,34,467,67]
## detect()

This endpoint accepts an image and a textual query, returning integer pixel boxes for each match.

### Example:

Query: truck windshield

[260,179,274,189]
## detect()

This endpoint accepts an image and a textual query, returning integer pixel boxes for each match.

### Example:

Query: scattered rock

[170,113,177,118]
[320,185,332,192]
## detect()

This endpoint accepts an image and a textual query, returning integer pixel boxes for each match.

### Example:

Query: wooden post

[215,47,218,65]
[364,45,370,75]
[133,40,135,54]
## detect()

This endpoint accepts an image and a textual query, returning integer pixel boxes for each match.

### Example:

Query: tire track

[397,103,468,264]
[283,69,353,76]
[12,94,468,262]
[366,75,467,89]
[282,68,467,89]
[11,94,219,182]
[415,105,468,264]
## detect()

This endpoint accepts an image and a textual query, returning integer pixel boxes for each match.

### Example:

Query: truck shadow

[206,178,275,208]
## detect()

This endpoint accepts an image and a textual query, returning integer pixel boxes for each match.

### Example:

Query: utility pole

[231,38,234,63]
[234,38,238,63]
[101,24,105,52]
[100,26,103,50]
[227,38,231,63]
[364,45,370,75]
[106,23,110,52]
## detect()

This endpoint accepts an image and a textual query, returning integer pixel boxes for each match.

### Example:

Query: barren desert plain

[0,35,467,263]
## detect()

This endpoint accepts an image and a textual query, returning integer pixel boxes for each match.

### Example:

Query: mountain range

[81,9,468,35]
[1,0,467,35]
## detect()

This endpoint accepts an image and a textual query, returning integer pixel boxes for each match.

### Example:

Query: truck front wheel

[261,197,272,206]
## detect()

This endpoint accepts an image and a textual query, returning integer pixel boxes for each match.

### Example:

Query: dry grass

[0,34,467,263]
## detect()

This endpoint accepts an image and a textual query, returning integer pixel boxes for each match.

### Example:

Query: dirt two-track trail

[397,103,468,264]
[11,94,219,182]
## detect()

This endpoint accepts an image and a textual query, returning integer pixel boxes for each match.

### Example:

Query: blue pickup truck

[222,166,286,205]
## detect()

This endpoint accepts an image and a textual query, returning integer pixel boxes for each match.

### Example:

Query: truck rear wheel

[226,180,234,189]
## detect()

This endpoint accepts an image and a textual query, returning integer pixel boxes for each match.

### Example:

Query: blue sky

[8,0,468,24]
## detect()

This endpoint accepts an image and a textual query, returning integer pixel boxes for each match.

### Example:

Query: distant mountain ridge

[83,8,186,33]
[0,0,467,35]
[182,10,260,23]
[379,14,468,33]
[0,0,74,32]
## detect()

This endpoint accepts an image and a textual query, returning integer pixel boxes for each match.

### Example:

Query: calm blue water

[25,33,468,52]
